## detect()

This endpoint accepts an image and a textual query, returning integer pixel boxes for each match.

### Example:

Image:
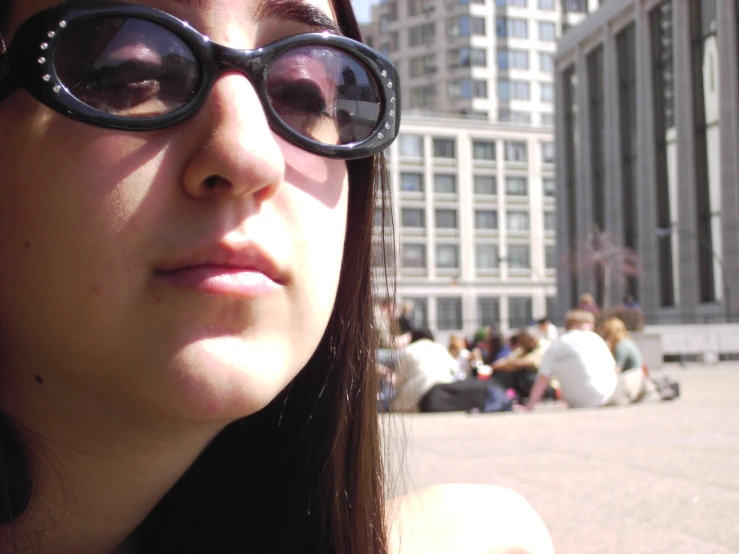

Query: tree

[568,225,640,309]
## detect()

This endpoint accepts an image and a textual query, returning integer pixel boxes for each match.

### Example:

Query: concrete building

[554,0,739,323]
[373,113,557,337]
[361,0,598,124]
[361,1,602,337]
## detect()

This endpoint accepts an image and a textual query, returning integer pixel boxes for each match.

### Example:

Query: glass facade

[650,0,676,306]
[616,23,638,299]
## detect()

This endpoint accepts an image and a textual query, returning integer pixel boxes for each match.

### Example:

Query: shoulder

[387,484,555,554]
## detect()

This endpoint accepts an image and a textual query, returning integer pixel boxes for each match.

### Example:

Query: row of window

[402,295,552,333]
[382,208,557,231]
[382,242,558,270]
[408,80,553,107]
[382,18,558,53]
[397,135,555,163]
[397,173,556,197]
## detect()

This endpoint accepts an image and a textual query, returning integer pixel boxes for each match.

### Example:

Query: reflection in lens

[54,17,199,118]
[266,45,381,146]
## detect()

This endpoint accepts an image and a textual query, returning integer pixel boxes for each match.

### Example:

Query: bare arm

[523,374,551,411]
[492,355,536,372]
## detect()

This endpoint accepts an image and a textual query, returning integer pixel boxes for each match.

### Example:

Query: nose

[181,73,284,202]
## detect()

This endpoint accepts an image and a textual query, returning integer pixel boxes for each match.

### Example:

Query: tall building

[362,1,600,337]
[554,0,739,323]
[374,113,558,336]
[362,0,598,124]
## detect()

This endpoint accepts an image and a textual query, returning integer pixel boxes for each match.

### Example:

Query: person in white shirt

[534,317,559,342]
[522,310,618,410]
[391,330,457,412]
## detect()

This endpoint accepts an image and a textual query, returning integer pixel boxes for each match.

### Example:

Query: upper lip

[155,241,286,284]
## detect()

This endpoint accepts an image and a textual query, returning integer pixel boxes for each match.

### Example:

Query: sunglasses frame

[0,1,401,160]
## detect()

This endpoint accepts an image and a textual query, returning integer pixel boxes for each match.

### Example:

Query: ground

[382,364,739,553]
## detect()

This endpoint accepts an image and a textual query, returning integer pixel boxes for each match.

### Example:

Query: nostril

[204,175,221,189]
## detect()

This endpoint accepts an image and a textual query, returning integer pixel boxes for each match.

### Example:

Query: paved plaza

[383,364,739,553]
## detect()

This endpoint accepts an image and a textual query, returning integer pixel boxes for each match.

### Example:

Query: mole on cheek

[35,375,44,385]
[24,241,30,249]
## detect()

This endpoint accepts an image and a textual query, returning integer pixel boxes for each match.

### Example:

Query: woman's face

[0,0,349,423]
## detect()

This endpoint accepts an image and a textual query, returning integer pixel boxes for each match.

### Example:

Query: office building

[554,0,739,323]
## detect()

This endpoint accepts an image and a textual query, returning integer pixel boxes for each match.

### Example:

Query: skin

[0,0,347,552]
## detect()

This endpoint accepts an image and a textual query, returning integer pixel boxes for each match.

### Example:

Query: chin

[168,335,309,422]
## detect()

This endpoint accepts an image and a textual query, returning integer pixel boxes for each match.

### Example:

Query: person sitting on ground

[390,329,457,413]
[600,317,653,405]
[534,316,559,342]
[522,310,618,410]
[448,334,472,380]
[576,292,600,314]
[490,330,551,400]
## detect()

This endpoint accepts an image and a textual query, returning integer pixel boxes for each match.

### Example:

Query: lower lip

[156,266,283,297]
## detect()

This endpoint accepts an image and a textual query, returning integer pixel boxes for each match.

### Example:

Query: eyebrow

[63,0,343,35]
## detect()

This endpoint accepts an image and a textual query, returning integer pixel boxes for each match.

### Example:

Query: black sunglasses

[0,1,401,160]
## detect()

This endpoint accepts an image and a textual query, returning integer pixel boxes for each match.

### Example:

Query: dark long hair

[0,1,391,552]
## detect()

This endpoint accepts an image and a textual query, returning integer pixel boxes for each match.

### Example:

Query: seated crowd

[376,302,660,414]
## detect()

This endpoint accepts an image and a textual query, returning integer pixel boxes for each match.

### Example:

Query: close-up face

[0,0,357,424]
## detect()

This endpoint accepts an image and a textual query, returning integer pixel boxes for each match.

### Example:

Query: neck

[0,372,223,554]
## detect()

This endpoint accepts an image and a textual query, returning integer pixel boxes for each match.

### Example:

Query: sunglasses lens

[53,17,199,118]
[266,45,382,146]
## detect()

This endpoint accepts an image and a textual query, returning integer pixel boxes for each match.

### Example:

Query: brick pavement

[382,364,739,553]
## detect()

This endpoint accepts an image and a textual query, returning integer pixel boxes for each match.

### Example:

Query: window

[505,177,528,195]
[504,141,528,162]
[435,209,458,229]
[475,210,498,229]
[540,82,554,102]
[498,80,530,101]
[540,112,554,125]
[499,110,532,123]
[409,22,435,46]
[436,244,459,268]
[538,21,556,41]
[474,175,497,195]
[472,80,488,99]
[401,208,425,227]
[562,64,579,304]
[497,49,529,70]
[410,54,437,77]
[403,297,428,329]
[433,138,456,158]
[496,0,526,6]
[409,0,435,16]
[539,52,554,72]
[545,244,557,269]
[437,297,462,330]
[446,16,486,37]
[478,297,501,327]
[506,211,530,231]
[472,141,496,161]
[542,178,556,197]
[617,22,639,299]
[476,244,500,269]
[409,84,437,108]
[538,0,555,9]
[448,47,487,68]
[509,297,532,328]
[449,79,484,99]
[388,31,399,52]
[399,134,423,157]
[434,174,457,193]
[401,244,426,268]
[507,245,530,269]
[541,141,555,163]
[371,241,394,268]
[373,207,384,228]
[588,44,605,308]
[496,18,528,39]
[651,1,675,306]
[566,0,588,13]
[400,172,424,192]
[544,211,556,231]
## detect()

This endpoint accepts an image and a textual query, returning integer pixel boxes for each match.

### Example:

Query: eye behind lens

[53,16,200,118]
[266,44,383,146]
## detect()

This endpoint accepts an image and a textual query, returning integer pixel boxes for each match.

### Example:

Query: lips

[154,243,286,297]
